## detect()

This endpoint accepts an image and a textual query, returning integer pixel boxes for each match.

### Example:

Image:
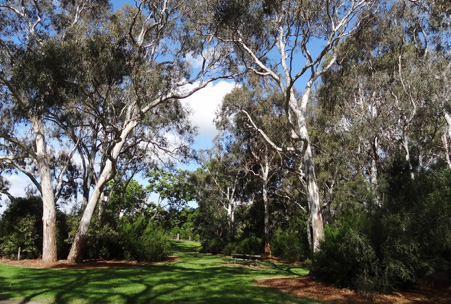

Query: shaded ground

[0,257,179,270]
[256,275,451,304]
[1,254,450,304]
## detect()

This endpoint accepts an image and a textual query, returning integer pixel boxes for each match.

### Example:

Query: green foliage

[0,197,69,259]
[67,210,171,262]
[313,167,451,291]
[271,222,310,263]
[0,197,42,259]
[222,236,263,255]
[120,216,171,262]
[146,168,196,209]
[1,215,41,259]
[84,217,122,260]
[313,223,379,291]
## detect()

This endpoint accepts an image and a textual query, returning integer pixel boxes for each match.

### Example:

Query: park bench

[232,253,261,265]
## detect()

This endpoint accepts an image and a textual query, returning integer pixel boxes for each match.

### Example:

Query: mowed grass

[0,241,322,304]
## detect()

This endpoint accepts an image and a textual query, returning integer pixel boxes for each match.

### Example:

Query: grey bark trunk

[262,181,271,257]
[30,114,57,264]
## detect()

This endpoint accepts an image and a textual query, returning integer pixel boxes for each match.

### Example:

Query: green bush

[199,237,227,254]
[1,215,41,259]
[119,216,171,262]
[222,236,263,255]
[313,224,379,290]
[84,219,123,260]
[0,197,69,259]
[313,167,451,291]
[271,210,310,262]
[271,227,309,262]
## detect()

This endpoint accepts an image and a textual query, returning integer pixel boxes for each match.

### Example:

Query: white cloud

[5,174,31,197]
[181,81,237,140]
[185,52,204,69]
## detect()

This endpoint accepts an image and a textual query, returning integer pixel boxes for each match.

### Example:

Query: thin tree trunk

[30,114,57,264]
[292,90,324,253]
[370,137,380,205]
[262,181,271,257]
[67,162,112,263]
[262,150,271,257]
[402,133,415,180]
[304,144,324,253]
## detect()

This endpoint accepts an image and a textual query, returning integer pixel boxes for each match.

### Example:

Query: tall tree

[315,0,451,209]
[0,0,110,263]
[66,0,242,263]
[205,0,378,251]
[217,83,291,256]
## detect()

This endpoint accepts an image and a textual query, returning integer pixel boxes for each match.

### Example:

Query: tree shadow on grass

[0,243,316,304]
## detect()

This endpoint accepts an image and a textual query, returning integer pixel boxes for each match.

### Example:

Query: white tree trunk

[225,186,235,233]
[262,150,271,257]
[295,105,324,253]
[30,114,57,264]
[304,143,324,252]
[402,133,415,180]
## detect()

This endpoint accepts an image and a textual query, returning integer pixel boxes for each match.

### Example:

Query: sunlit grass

[0,241,323,304]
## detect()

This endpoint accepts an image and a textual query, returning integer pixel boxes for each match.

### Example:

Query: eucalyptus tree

[203,0,379,251]
[217,82,293,256]
[0,0,110,263]
[198,146,251,235]
[66,0,243,263]
[146,168,196,210]
[315,0,451,207]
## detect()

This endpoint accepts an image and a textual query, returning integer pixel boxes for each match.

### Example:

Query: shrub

[271,210,310,262]
[0,197,70,259]
[222,236,263,255]
[119,216,171,262]
[271,227,309,262]
[313,167,451,292]
[313,224,379,290]
[1,215,41,259]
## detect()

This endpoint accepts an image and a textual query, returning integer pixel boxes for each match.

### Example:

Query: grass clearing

[0,241,320,304]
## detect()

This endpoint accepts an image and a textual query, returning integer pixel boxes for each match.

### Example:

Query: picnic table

[232,253,261,265]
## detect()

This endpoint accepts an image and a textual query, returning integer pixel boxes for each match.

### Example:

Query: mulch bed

[255,275,451,304]
[0,256,179,270]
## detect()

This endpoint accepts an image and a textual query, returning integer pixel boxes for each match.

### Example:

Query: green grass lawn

[0,241,323,304]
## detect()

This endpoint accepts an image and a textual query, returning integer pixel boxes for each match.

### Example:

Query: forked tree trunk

[67,164,111,263]
[67,121,138,263]
[31,114,57,264]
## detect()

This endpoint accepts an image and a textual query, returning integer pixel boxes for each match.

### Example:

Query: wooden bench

[232,253,261,265]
